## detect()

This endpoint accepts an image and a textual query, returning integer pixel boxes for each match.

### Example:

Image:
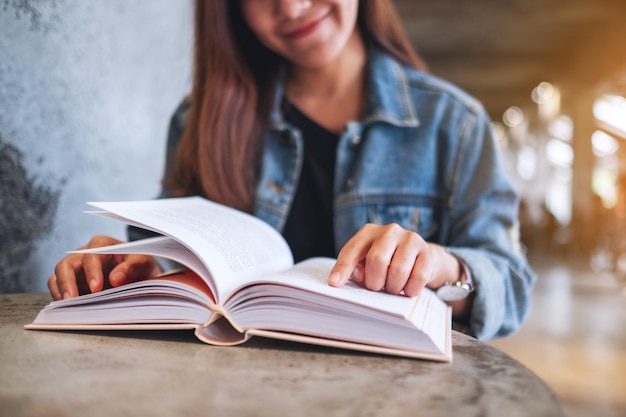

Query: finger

[363,225,402,292]
[54,255,84,300]
[350,260,365,283]
[82,253,108,293]
[404,244,438,297]
[80,235,129,292]
[384,232,422,295]
[108,255,161,287]
[47,274,62,301]
[328,226,376,287]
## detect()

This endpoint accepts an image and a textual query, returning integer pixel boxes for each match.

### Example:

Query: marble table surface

[0,293,566,417]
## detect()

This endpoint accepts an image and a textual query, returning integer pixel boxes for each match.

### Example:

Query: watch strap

[436,249,474,301]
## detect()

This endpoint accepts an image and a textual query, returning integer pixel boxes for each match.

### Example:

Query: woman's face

[240,0,360,69]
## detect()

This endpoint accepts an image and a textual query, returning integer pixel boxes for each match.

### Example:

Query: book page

[224,257,450,355]
[74,236,218,296]
[226,257,420,318]
[29,270,216,326]
[87,197,294,302]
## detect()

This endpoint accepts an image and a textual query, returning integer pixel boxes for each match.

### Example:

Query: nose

[276,0,313,19]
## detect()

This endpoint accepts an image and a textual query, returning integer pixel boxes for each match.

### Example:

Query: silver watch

[436,255,474,301]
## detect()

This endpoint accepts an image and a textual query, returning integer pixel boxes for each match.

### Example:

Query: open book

[26,197,452,361]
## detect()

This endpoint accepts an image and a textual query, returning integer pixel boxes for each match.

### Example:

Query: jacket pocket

[366,204,440,241]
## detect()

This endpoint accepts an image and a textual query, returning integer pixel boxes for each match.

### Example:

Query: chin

[288,44,345,70]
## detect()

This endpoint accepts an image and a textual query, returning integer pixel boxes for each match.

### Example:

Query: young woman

[48,0,536,341]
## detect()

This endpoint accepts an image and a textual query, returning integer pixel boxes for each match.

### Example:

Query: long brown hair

[164,0,427,212]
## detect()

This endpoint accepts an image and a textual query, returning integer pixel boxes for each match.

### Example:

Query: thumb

[109,255,160,287]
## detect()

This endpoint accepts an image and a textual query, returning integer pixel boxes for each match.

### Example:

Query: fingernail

[88,279,97,292]
[328,272,341,286]
[62,291,70,300]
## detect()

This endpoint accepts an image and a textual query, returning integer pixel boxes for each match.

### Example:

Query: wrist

[435,247,474,302]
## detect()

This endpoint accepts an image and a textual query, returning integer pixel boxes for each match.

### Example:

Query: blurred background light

[491,121,507,149]
[592,130,619,157]
[546,139,574,167]
[532,82,561,121]
[593,94,626,138]
[531,81,556,104]
[503,106,525,127]
[548,115,574,142]
[517,145,537,180]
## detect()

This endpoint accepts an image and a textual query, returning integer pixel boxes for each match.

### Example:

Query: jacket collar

[363,48,419,127]
[268,47,420,130]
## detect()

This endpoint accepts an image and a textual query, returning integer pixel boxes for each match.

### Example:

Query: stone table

[0,293,566,417]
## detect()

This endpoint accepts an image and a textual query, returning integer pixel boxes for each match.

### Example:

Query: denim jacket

[152,48,536,341]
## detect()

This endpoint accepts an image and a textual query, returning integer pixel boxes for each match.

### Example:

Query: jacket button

[266,180,284,194]
[344,178,355,189]
[350,134,361,146]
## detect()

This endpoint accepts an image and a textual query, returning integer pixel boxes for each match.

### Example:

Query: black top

[281,102,339,262]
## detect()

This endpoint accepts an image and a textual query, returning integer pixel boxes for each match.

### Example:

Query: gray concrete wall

[0,0,193,292]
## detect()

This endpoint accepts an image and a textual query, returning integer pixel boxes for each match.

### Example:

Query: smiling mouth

[284,12,330,40]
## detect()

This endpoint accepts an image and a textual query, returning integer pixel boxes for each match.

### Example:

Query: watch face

[436,284,470,301]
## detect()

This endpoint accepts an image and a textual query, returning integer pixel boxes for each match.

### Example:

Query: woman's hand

[47,235,162,300]
[328,223,458,297]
